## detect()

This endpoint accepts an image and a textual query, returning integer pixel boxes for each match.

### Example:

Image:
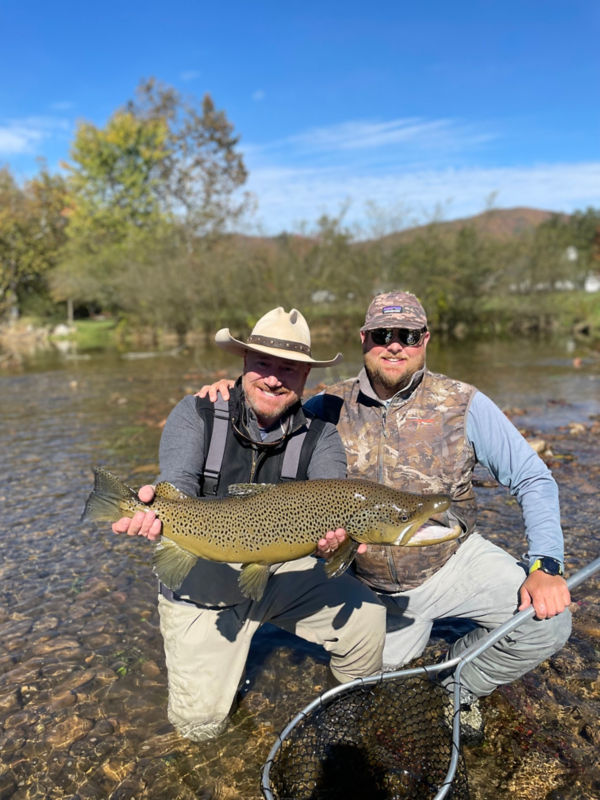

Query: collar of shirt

[357,365,426,407]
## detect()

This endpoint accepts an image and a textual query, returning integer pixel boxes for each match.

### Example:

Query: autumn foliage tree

[51,79,250,334]
[0,166,68,320]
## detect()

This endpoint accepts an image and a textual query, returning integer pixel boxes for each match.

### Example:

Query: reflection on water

[0,339,599,799]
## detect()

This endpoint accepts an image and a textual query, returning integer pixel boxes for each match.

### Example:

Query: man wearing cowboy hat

[112,307,385,742]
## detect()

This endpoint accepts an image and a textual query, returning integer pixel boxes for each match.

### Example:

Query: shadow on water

[0,338,599,799]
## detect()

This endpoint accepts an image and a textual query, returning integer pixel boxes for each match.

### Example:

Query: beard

[243,385,301,428]
[364,351,426,397]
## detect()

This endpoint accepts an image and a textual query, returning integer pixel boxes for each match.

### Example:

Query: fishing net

[263,673,469,800]
[263,558,600,800]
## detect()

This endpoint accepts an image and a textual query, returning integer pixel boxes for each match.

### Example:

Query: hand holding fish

[317,528,367,558]
[111,484,162,541]
[518,570,571,619]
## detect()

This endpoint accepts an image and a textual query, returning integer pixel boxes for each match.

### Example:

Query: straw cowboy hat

[215,307,342,368]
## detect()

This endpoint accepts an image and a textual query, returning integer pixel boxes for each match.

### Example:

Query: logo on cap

[383,306,403,313]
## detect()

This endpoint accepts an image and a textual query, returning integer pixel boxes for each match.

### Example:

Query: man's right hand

[195,379,235,402]
[111,485,162,541]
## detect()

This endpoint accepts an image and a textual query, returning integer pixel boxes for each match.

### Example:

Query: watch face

[540,557,562,575]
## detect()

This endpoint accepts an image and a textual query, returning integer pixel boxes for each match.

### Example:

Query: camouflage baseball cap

[361,291,428,331]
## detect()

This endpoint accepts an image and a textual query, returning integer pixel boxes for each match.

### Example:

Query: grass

[67,319,118,351]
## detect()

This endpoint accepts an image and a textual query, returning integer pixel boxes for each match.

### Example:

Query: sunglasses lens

[371,329,392,345]
[371,328,425,346]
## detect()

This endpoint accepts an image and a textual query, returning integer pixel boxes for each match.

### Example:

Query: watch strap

[529,557,564,576]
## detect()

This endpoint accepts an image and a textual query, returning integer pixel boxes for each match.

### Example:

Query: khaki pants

[158,556,385,741]
[381,533,572,696]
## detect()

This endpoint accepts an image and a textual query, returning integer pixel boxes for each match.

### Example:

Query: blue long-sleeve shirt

[466,391,563,565]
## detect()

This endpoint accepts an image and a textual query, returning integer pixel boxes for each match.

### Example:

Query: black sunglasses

[369,327,427,347]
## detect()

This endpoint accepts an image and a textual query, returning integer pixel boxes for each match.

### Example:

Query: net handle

[261,555,600,800]
[434,554,600,800]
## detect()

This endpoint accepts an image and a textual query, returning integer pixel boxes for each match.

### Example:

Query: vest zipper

[377,405,387,482]
[249,447,269,482]
[249,448,258,482]
[378,403,400,585]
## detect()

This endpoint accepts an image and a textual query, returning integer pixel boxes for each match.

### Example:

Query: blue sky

[1,0,599,235]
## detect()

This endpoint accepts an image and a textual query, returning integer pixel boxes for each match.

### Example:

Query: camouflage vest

[321,368,478,591]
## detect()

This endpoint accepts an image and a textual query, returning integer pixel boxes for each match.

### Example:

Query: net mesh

[266,675,469,800]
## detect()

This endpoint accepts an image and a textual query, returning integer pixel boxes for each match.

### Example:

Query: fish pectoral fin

[238,563,270,601]
[154,482,194,501]
[323,540,360,579]
[152,537,198,590]
[226,483,276,497]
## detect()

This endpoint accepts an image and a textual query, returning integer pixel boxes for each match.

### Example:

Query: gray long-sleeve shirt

[157,394,347,493]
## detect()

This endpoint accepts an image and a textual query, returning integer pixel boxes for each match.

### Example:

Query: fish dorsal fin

[226,483,275,497]
[323,539,360,579]
[154,482,193,501]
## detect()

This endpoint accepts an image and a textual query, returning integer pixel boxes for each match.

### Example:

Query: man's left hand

[518,571,571,619]
[316,528,367,558]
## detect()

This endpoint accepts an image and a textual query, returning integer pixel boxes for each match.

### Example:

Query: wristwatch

[529,556,564,576]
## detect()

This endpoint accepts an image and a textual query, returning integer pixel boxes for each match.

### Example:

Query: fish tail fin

[324,539,360,579]
[152,537,198,591]
[80,467,139,524]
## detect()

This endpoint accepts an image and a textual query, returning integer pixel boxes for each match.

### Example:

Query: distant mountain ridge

[375,206,569,246]
[234,207,569,248]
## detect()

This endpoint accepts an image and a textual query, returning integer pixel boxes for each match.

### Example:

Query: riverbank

[1,290,599,371]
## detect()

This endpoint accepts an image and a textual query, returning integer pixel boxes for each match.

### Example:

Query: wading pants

[380,533,572,696]
[158,556,385,742]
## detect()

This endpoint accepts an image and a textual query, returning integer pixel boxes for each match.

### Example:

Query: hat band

[247,334,311,355]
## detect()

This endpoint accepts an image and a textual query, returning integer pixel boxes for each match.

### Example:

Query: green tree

[65,110,169,240]
[53,79,250,333]
[126,78,250,238]
[563,208,600,287]
[50,110,171,316]
[0,166,68,320]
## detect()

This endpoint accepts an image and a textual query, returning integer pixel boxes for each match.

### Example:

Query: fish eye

[400,514,409,522]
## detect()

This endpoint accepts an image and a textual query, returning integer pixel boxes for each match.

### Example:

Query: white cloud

[0,123,45,154]
[248,117,496,167]
[0,116,72,173]
[244,161,600,235]
[180,70,201,82]
[288,117,492,152]
[50,101,75,111]
[238,116,599,234]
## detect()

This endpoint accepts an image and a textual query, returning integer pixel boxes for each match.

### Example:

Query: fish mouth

[399,522,462,546]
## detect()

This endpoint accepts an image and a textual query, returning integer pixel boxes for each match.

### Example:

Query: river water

[0,335,599,800]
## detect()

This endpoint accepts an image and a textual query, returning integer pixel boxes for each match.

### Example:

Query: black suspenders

[202,395,312,495]
[202,396,230,495]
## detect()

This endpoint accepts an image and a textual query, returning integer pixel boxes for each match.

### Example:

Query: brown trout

[82,467,459,601]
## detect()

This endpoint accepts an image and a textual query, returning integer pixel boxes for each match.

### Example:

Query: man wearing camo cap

[199,289,571,740]
[360,291,428,329]
[304,289,571,740]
